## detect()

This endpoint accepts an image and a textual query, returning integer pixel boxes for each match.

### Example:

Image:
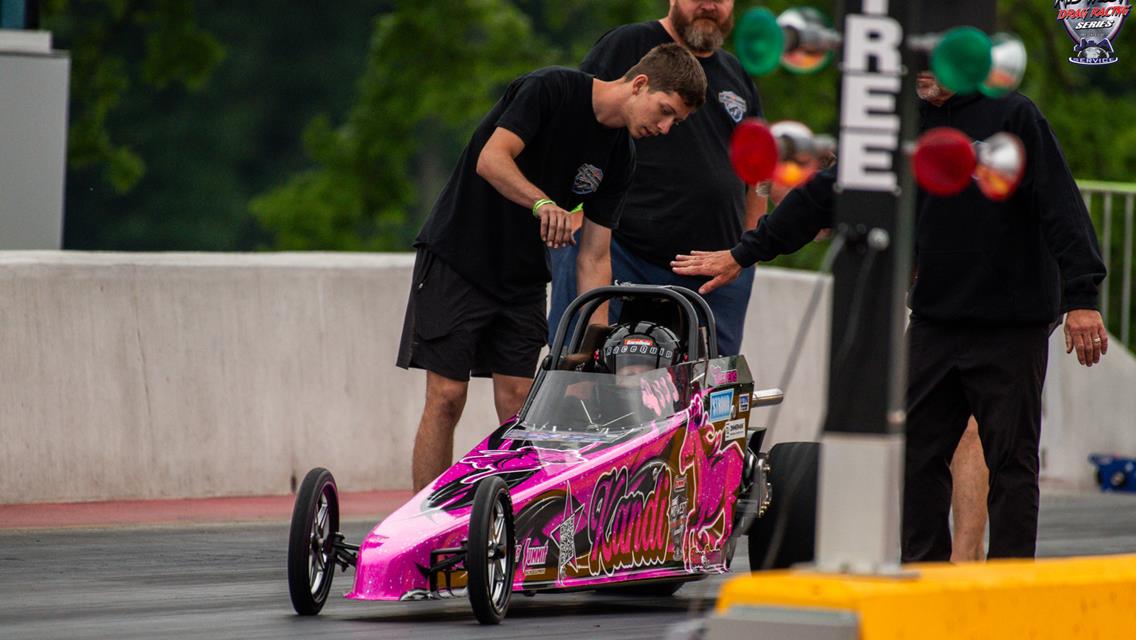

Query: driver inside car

[597,321,683,381]
[551,322,684,430]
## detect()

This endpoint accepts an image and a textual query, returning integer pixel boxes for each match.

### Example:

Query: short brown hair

[623,43,707,109]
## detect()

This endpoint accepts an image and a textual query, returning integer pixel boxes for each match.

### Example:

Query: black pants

[901,317,1050,562]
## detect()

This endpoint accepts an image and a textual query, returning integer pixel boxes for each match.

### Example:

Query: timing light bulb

[912,127,977,196]
[974,132,1026,200]
[730,118,779,184]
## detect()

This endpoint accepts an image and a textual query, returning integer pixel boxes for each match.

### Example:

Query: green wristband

[532,198,556,217]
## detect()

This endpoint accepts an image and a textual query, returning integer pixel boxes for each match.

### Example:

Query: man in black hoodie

[671,75,1108,561]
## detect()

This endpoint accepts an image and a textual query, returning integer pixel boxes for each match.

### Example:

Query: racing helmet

[598,321,683,374]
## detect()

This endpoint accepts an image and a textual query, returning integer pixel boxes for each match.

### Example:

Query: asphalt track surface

[3,491,1136,640]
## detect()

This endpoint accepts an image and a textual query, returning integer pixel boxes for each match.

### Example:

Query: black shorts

[396,249,547,382]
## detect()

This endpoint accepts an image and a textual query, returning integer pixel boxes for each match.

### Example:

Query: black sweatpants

[901,317,1050,562]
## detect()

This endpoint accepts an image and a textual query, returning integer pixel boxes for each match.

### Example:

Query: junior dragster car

[287,284,820,624]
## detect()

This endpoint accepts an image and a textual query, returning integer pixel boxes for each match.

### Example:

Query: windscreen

[513,367,685,441]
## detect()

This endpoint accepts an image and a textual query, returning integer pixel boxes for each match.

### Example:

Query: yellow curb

[715,555,1136,639]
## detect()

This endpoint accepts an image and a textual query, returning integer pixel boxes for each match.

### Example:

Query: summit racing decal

[1056,0,1130,64]
[572,163,604,195]
[717,90,747,123]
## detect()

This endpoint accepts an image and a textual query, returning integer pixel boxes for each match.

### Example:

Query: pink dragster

[287,285,819,624]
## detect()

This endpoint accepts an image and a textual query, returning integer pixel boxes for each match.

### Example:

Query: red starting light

[911,127,977,196]
[730,118,778,184]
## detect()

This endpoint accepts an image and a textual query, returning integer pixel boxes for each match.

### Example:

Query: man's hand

[671,249,743,295]
[536,203,578,248]
[1064,309,1108,367]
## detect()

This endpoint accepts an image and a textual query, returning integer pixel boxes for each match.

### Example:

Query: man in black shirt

[547,0,765,356]
[672,78,1108,560]
[397,44,707,492]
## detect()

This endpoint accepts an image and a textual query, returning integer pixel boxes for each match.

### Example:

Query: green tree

[56,2,385,250]
[251,0,548,250]
[41,0,224,193]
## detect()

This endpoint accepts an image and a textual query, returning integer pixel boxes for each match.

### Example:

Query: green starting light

[931,26,993,94]
[735,7,784,76]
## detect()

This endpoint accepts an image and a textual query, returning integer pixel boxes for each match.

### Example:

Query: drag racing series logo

[1056,0,1131,64]
[717,90,747,123]
[572,163,604,195]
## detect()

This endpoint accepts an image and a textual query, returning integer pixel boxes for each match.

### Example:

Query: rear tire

[748,442,819,570]
[288,468,340,615]
[467,476,515,624]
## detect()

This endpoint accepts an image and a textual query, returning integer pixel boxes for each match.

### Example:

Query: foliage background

[41,1,1136,329]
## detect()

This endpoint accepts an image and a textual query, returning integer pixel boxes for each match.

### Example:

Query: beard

[916,76,953,105]
[673,8,733,53]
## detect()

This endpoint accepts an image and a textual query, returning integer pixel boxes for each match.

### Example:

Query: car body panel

[346,356,755,601]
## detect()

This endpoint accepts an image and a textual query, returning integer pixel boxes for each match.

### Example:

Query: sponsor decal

[572,163,604,195]
[524,542,549,567]
[669,474,689,561]
[624,337,655,348]
[718,90,747,123]
[518,540,550,576]
[711,369,738,385]
[739,393,749,413]
[708,389,734,422]
[724,418,746,441]
[606,344,673,358]
[1056,0,1130,64]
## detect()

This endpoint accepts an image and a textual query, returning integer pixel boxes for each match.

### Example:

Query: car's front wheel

[467,476,516,624]
[288,467,340,615]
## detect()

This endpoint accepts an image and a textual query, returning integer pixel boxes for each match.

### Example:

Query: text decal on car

[708,389,734,422]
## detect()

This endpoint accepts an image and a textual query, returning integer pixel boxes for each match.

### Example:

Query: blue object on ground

[1089,454,1136,493]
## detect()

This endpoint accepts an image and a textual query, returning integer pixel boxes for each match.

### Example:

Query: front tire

[748,442,819,570]
[467,476,515,625]
[288,468,340,615]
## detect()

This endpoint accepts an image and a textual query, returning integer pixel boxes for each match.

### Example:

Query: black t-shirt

[415,67,635,303]
[581,22,763,267]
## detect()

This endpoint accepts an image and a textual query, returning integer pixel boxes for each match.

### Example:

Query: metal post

[1123,194,1133,345]
[1104,194,1113,322]
[814,0,919,573]
[816,0,996,573]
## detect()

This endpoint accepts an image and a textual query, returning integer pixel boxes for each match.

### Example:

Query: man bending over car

[396,44,707,492]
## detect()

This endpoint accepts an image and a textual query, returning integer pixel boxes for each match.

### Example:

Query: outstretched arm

[673,168,838,294]
[671,250,743,295]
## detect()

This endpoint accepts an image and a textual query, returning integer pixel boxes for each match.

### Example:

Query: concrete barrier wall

[0,251,1129,503]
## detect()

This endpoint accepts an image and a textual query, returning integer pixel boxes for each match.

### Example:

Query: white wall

[0,251,1129,503]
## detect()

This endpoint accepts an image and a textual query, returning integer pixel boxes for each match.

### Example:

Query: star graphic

[556,481,585,584]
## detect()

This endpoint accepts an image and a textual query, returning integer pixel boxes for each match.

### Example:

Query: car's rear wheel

[748,442,819,571]
[288,467,340,615]
[467,476,516,625]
